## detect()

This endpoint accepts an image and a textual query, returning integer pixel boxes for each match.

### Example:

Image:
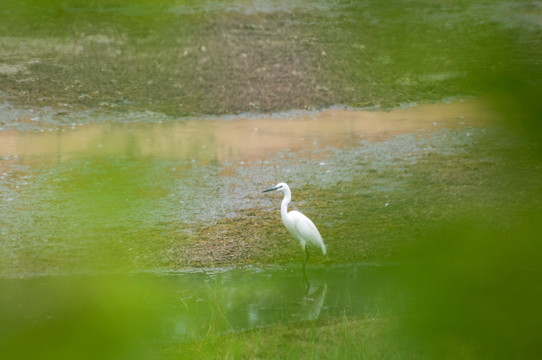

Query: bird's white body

[263,183,326,266]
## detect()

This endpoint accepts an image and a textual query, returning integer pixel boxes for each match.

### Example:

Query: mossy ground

[1,0,540,122]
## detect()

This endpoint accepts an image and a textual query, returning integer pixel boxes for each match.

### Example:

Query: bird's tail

[321,241,327,256]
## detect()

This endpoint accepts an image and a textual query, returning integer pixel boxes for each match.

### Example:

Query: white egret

[263,182,326,272]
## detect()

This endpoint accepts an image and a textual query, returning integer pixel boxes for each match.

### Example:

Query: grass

[1,1,540,117]
[165,316,415,360]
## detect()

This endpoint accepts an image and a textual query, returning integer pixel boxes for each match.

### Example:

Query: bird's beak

[262,186,278,193]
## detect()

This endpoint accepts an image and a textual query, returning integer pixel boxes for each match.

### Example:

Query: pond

[0,263,398,358]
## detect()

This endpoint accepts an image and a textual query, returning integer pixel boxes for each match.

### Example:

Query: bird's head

[262,182,289,193]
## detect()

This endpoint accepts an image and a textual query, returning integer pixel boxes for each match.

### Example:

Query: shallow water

[152,263,395,337]
[0,100,489,162]
[0,263,396,357]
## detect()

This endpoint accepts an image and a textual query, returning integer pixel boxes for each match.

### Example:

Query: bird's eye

[277,185,282,188]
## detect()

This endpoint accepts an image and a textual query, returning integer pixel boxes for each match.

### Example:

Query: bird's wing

[291,211,325,254]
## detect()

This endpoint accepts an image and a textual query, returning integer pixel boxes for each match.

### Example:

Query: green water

[0,264,395,359]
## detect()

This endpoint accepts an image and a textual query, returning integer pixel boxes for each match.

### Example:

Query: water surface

[0,263,397,358]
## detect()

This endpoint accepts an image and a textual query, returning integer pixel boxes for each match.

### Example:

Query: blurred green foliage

[393,68,542,358]
[0,276,166,360]
[394,212,542,359]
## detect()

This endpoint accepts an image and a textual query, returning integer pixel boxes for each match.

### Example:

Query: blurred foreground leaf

[0,276,167,360]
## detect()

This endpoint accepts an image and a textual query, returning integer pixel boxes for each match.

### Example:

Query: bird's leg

[303,271,310,294]
[302,248,310,293]
[302,247,310,273]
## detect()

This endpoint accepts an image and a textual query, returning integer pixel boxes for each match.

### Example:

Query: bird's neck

[281,192,291,219]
